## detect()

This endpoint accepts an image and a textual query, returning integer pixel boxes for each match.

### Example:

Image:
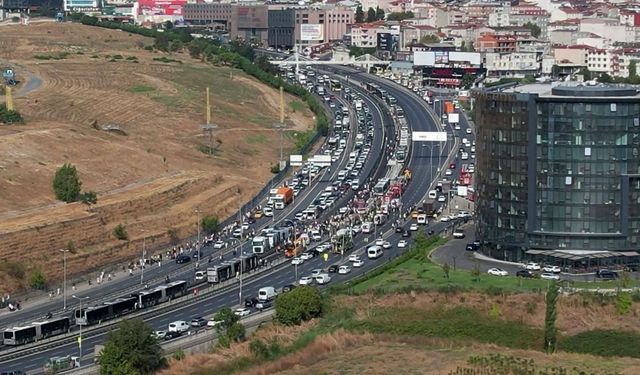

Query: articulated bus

[207,254,260,283]
[3,317,70,346]
[373,178,391,196]
[330,79,342,92]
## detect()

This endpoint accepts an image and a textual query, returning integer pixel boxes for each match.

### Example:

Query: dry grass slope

[0,22,314,293]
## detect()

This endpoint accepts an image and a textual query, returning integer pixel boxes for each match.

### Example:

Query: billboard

[138,0,186,15]
[413,51,435,66]
[308,154,331,167]
[301,24,323,41]
[448,52,482,66]
[289,155,303,167]
[412,132,447,142]
[448,113,460,124]
[377,32,398,52]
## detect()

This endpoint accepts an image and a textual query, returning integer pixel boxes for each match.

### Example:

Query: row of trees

[355,5,385,24]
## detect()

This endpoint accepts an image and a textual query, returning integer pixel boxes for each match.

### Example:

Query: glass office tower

[474,84,640,263]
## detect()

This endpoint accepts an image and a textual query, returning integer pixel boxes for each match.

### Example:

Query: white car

[152,330,167,340]
[541,272,560,280]
[352,259,364,267]
[338,265,351,274]
[300,253,313,261]
[299,276,314,285]
[409,223,419,231]
[487,268,509,276]
[234,308,251,317]
[440,216,450,222]
[438,195,446,203]
[339,207,349,214]
[445,169,452,176]
[375,238,385,246]
[466,128,472,134]
[310,268,324,276]
[452,231,465,239]
[397,240,408,248]
[291,257,304,265]
[213,241,225,249]
[206,319,223,328]
[525,262,541,271]
[382,241,392,249]
[233,228,243,238]
[348,254,360,262]
[543,265,561,273]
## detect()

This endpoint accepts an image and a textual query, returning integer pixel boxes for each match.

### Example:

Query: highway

[1,70,415,373]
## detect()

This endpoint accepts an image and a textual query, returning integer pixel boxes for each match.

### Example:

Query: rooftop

[502,82,640,98]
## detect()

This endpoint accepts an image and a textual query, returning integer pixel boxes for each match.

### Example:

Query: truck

[448,113,460,125]
[331,228,353,254]
[284,236,307,258]
[272,187,294,209]
[252,236,270,254]
[44,355,80,374]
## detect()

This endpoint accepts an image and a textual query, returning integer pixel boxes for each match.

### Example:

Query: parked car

[453,231,465,239]
[540,272,560,280]
[543,265,562,273]
[465,243,477,251]
[525,262,541,271]
[234,308,251,317]
[596,269,618,280]
[516,270,535,278]
[487,268,508,276]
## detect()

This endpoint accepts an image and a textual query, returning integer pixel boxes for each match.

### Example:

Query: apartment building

[484,52,539,77]
[350,20,387,48]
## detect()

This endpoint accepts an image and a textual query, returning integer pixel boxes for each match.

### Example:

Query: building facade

[268,8,295,48]
[183,3,232,26]
[474,84,640,264]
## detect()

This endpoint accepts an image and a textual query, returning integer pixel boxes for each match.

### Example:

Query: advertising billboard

[377,32,398,52]
[138,0,186,16]
[289,155,303,167]
[413,51,435,66]
[301,24,323,41]
[448,52,482,66]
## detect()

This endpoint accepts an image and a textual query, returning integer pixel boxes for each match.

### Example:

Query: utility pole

[202,87,218,155]
[195,208,201,261]
[140,229,146,285]
[237,190,243,305]
[59,249,69,310]
[274,86,286,171]
[72,295,89,359]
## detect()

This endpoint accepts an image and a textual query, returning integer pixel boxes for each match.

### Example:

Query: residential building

[484,52,539,77]
[349,20,386,48]
[474,84,640,265]
[579,18,636,44]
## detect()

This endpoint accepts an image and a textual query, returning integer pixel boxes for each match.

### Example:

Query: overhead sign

[412,132,447,142]
[308,154,331,167]
[290,155,303,167]
[301,24,323,41]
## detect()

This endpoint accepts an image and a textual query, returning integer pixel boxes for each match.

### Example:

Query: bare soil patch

[0,22,314,293]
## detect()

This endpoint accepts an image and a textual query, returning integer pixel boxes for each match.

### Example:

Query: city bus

[3,317,70,346]
[373,178,391,196]
[330,79,342,92]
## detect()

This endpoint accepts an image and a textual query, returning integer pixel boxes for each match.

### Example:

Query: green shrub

[30,269,47,290]
[113,223,129,241]
[615,292,633,315]
[561,330,640,358]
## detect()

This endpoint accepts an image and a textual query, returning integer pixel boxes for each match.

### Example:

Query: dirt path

[0,59,44,100]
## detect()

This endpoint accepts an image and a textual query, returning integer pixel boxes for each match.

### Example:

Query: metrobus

[330,79,342,92]
[3,317,70,346]
[207,254,260,283]
[373,178,391,196]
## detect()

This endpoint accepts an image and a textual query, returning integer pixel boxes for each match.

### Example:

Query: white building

[485,52,539,77]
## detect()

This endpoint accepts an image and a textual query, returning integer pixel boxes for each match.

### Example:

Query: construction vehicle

[43,355,80,374]
[284,236,307,258]
[272,187,294,209]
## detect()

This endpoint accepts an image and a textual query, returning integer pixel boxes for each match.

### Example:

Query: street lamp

[140,229,146,285]
[195,208,201,262]
[59,249,69,310]
[72,295,90,360]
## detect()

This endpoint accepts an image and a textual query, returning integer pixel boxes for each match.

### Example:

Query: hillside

[0,22,314,293]
[160,291,640,375]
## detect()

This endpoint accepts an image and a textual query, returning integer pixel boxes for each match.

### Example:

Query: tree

[163,20,173,30]
[275,285,323,325]
[80,191,98,206]
[113,223,129,241]
[366,7,377,23]
[629,60,637,78]
[30,269,46,290]
[461,73,476,89]
[419,34,440,44]
[387,11,414,21]
[53,163,82,203]
[375,6,385,21]
[98,318,166,375]
[598,72,613,83]
[213,307,245,347]
[355,5,365,23]
[441,263,450,282]
[523,22,541,38]
[543,282,559,353]
[201,215,220,235]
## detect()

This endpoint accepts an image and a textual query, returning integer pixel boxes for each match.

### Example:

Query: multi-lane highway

[1,64,467,374]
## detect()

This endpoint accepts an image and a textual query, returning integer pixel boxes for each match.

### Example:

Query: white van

[367,246,383,259]
[168,321,189,333]
[417,214,428,225]
[313,273,332,285]
[258,286,277,302]
[361,222,373,234]
[428,190,437,199]
[349,151,358,163]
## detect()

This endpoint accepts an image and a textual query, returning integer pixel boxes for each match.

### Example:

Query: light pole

[195,208,201,262]
[140,229,146,285]
[59,249,69,310]
[72,295,89,360]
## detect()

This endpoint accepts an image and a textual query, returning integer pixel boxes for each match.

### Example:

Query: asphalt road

[1,73,411,373]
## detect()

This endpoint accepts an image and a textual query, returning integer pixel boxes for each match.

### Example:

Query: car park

[234,308,251,317]
[299,276,314,285]
[487,268,508,276]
